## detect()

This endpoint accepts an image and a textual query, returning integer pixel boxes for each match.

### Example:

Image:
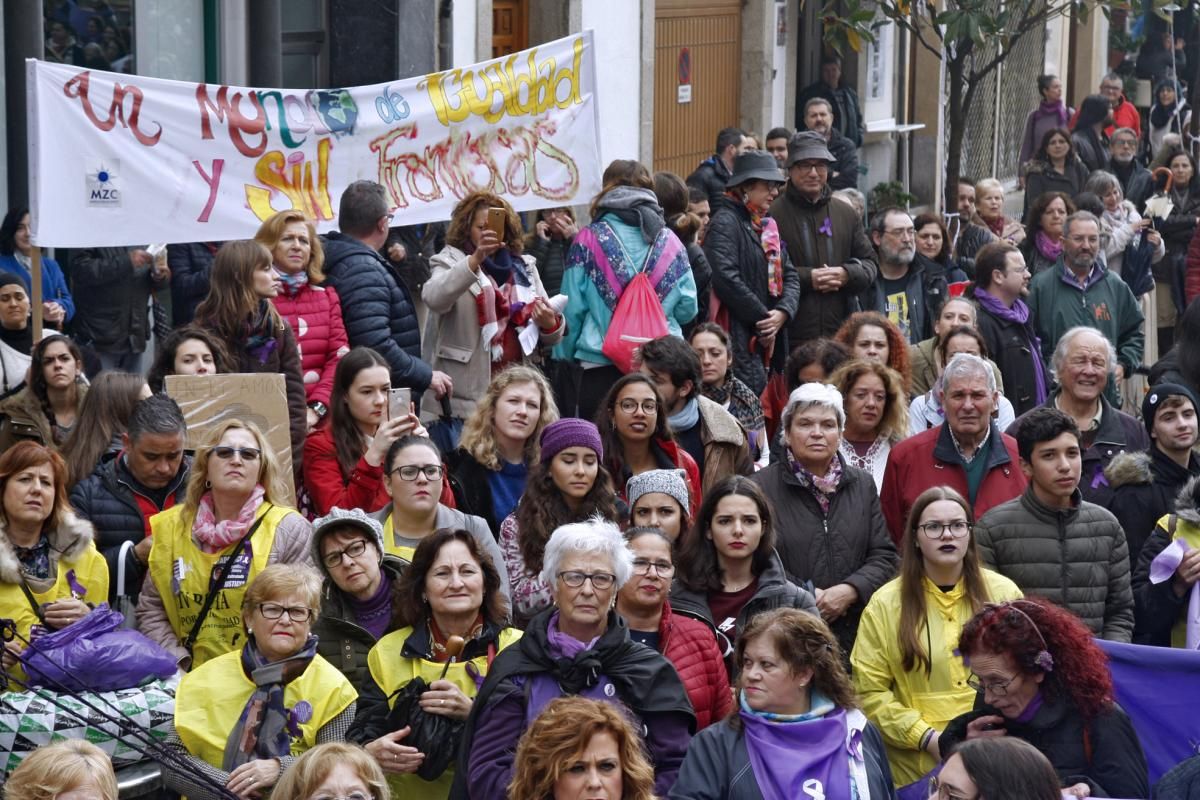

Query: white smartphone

[388,388,411,419]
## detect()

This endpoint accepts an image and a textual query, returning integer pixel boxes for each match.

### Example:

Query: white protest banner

[26,31,601,247]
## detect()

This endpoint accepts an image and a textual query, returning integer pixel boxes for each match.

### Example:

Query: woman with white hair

[453,518,694,800]
[748,383,899,657]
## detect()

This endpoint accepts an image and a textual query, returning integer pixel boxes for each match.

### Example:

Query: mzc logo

[86,160,121,206]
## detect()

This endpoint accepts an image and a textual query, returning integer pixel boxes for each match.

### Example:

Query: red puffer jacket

[658,600,732,730]
[272,282,349,407]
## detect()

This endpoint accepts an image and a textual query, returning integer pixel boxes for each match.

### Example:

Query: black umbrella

[384,635,467,781]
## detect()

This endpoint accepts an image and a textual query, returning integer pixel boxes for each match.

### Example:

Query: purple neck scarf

[1036,231,1063,262]
[1013,688,1046,724]
[1032,99,1069,128]
[740,702,854,800]
[974,288,1048,403]
[546,611,601,658]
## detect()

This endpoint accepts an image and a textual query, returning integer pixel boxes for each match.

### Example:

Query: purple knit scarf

[1032,99,1069,129]
[973,288,1048,403]
[740,705,854,800]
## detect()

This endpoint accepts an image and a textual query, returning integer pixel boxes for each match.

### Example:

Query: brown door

[493,0,528,58]
[654,0,743,177]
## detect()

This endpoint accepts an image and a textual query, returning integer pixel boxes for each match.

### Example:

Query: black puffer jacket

[524,234,572,298]
[940,696,1148,799]
[68,454,189,604]
[445,447,499,536]
[71,247,168,354]
[684,241,712,335]
[703,197,802,395]
[670,549,818,674]
[167,242,218,326]
[770,183,877,341]
[749,455,899,655]
[1105,448,1200,563]
[972,290,1047,417]
[975,487,1134,641]
[686,156,734,206]
[322,231,432,391]
[827,129,860,191]
[311,556,406,691]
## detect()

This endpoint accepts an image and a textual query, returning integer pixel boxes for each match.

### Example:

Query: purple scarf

[1012,688,1045,724]
[1035,231,1063,262]
[740,703,854,800]
[1032,99,1069,129]
[546,611,601,657]
[973,288,1048,403]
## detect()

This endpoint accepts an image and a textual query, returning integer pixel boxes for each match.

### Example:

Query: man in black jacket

[70,394,189,603]
[71,246,170,372]
[802,98,859,191]
[322,180,451,397]
[862,207,947,344]
[1108,127,1153,212]
[797,54,865,147]
[686,127,749,206]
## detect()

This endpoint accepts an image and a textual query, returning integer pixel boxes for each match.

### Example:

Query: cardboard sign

[164,373,295,506]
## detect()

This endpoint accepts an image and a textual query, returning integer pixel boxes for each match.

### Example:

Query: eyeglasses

[966,672,1018,695]
[885,227,917,239]
[257,603,313,622]
[558,571,617,589]
[793,161,829,173]
[631,558,675,577]
[1112,138,1137,148]
[211,446,261,461]
[617,398,658,415]
[322,539,371,568]
[390,464,444,481]
[927,776,977,800]
[917,520,972,538]
[312,793,371,800]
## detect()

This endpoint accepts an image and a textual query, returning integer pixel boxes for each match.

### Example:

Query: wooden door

[654,0,742,177]
[493,0,528,58]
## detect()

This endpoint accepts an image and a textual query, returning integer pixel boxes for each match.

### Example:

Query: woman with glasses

[455,518,694,800]
[304,347,428,516]
[137,419,313,670]
[596,374,701,515]
[617,527,731,730]
[348,529,521,799]
[672,476,818,676]
[938,598,1148,799]
[850,487,1020,788]
[499,418,618,627]
[370,435,510,602]
[310,508,407,690]
[162,565,358,800]
[670,608,895,799]
[270,742,389,800]
[932,738,1064,800]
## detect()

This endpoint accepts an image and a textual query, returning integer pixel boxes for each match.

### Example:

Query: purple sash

[740,706,854,800]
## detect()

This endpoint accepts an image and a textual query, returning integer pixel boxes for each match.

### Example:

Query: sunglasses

[211,446,261,461]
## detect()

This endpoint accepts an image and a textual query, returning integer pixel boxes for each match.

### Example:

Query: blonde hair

[271,743,389,800]
[830,359,909,443]
[182,419,292,514]
[459,365,558,471]
[242,563,323,626]
[254,209,325,283]
[5,740,117,800]
[508,697,656,800]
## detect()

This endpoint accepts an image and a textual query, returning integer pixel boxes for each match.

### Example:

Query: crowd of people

[1,77,1199,800]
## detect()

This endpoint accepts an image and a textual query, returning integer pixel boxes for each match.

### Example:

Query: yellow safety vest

[147,503,292,668]
[381,514,417,562]
[174,649,357,769]
[0,542,108,689]
[366,626,523,800]
[1155,514,1200,648]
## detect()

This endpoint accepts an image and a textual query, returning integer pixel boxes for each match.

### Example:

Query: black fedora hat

[726,150,786,188]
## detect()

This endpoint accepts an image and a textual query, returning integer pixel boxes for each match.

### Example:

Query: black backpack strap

[18,580,47,626]
[181,504,272,656]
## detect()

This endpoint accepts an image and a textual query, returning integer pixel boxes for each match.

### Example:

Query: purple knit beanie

[540,418,604,464]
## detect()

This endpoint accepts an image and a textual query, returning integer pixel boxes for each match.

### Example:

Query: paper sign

[26,32,602,247]
[164,373,295,506]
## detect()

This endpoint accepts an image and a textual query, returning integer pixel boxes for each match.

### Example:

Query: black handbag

[383,676,466,780]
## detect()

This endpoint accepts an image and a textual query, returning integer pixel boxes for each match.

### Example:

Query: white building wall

[581,0,643,163]
[452,0,479,67]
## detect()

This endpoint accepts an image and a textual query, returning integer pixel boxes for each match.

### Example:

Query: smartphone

[486,207,507,240]
[388,388,411,420]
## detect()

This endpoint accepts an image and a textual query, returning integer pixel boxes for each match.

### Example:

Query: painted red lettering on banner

[244,137,335,222]
[196,84,268,158]
[369,118,579,211]
[62,72,162,147]
[193,159,224,222]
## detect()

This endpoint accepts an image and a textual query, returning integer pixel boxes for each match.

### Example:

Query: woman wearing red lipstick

[849,486,1021,787]
[671,475,818,674]
[830,360,908,492]
[617,527,731,729]
[304,347,426,516]
[194,240,308,484]
[500,418,618,627]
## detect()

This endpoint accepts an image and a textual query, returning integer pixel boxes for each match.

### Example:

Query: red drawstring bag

[597,230,676,373]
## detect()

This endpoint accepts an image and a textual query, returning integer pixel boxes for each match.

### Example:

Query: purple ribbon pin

[819,217,833,237]
[66,569,86,599]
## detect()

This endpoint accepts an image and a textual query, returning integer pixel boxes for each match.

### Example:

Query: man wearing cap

[802,98,859,191]
[861,206,948,344]
[310,507,405,689]
[701,151,801,395]
[771,130,877,343]
[1106,383,1200,560]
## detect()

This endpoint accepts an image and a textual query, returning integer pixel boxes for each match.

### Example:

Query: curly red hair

[833,312,912,393]
[958,597,1113,721]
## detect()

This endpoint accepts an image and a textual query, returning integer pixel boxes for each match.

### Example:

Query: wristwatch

[309,401,328,418]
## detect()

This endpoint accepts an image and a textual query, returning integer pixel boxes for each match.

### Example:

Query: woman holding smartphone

[303,347,427,516]
[422,191,563,449]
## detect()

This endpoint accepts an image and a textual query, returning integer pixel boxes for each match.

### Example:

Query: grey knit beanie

[626,469,691,513]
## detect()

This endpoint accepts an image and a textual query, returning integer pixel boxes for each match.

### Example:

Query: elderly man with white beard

[861,207,949,344]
